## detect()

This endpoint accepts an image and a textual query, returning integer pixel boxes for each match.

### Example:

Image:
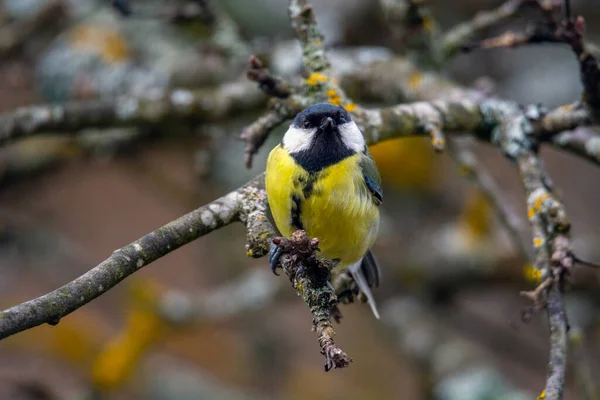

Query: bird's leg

[268,239,284,275]
[331,270,358,304]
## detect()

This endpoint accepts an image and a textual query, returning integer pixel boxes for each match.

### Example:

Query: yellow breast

[265,145,379,265]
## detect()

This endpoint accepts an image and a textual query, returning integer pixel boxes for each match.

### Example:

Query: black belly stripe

[290,170,327,231]
[291,194,304,230]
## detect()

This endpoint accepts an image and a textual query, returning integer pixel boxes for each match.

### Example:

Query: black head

[291,103,352,131]
[282,103,365,172]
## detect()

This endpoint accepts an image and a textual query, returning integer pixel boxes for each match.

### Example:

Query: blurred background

[0,0,599,399]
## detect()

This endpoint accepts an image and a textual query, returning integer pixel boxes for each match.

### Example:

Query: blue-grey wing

[360,149,383,206]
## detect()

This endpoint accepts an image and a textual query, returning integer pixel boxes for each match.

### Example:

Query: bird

[265,103,383,318]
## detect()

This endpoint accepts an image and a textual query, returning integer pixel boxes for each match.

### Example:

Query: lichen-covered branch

[484,101,572,400]
[275,230,351,371]
[0,80,265,146]
[544,284,568,400]
[289,0,330,75]
[247,56,293,99]
[548,127,600,166]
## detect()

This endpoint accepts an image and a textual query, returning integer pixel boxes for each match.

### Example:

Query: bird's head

[282,103,365,168]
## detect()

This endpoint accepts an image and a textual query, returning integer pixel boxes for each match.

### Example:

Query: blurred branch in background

[91,269,281,395]
[0,79,265,145]
[446,138,531,260]
[383,296,532,400]
[548,127,600,167]
[0,0,66,59]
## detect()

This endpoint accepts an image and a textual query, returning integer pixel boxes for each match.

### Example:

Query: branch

[289,0,330,74]
[544,284,568,400]
[441,0,543,59]
[548,127,600,166]
[158,269,282,323]
[273,230,351,371]
[0,80,265,146]
[0,0,66,58]
[380,0,445,69]
[446,139,532,260]
[246,56,292,99]
[487,102,572,399]
[458,0,600,112]
[0,176,260,340]
[383,296,531,399]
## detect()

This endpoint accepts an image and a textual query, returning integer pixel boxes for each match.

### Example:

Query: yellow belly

[265,145,379,265]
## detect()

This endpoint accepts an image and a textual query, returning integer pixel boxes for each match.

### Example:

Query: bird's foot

[268,240,284,275]
[269,230,321,276]
[335,271,368,304]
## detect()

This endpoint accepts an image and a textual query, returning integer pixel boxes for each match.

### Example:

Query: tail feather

[362,249,381,288]
[349,251,381,319]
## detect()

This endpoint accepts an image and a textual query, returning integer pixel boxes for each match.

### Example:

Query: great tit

[265,103,382,318]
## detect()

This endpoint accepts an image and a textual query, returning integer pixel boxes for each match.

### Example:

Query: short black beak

[320,117,336,131]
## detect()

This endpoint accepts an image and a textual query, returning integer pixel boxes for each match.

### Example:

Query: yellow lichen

[344,103,358,112]
[537,389,546,400]
[91,279,168,391]
[527,207,535,220]
[325,89,337,97]
[534,193,549,212]
[306,72,328,86]
[408,72,423,90]
[459,190,492,241]
[70,25,130,64]
[422,16,435,32]
[524,263,542,283]
[533,237,543,247]
[431,137,445,148]
[328,96,342,106]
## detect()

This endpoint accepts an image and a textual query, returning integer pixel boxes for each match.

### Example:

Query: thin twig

[246,55,292,99]
[442,0,542,59]
[446,139,532,260]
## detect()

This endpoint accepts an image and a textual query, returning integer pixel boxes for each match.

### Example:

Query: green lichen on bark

[288,0,330,75]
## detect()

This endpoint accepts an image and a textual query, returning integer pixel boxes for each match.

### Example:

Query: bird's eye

[303,121,311,129]
[339,115,346,123]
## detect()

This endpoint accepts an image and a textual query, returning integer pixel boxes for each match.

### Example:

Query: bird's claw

[269,240,283,275]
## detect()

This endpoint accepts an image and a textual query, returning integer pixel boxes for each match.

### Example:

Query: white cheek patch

[339,121,366,153]
[282,126,316,153]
